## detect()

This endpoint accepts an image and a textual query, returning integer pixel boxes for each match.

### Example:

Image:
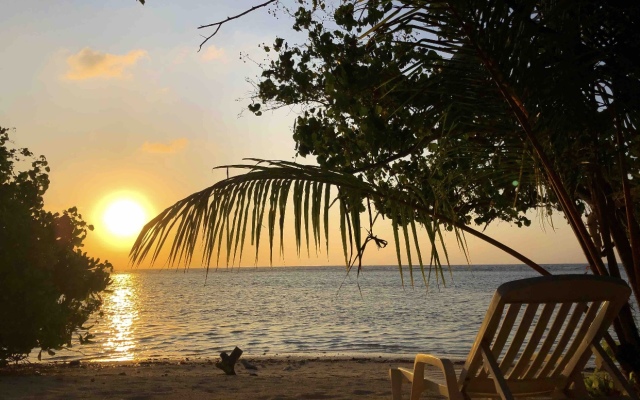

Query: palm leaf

[364,0,631,275]
[131,159,549,282]
[131,160,443,274]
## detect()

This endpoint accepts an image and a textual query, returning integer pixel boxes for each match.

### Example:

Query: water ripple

[44,265,593,362]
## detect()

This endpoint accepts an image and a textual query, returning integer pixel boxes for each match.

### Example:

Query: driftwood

[215,347,243,375]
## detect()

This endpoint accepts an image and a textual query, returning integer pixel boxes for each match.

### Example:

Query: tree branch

[348,131,442,174]
[197,0,277,51]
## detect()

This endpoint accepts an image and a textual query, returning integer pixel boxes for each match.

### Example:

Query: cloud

[141,138,189,154]
[65,48,147,80]
[173,48,190,64]
[201,46,226,62]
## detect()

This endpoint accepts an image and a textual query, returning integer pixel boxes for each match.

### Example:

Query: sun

[95,192,153,249]
[103,199,146,237]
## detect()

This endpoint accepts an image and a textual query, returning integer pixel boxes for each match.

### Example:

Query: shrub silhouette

[0,126,112,365]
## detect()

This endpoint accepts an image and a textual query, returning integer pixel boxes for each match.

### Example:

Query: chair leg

[410,383,424,400]
[390,368,404,400]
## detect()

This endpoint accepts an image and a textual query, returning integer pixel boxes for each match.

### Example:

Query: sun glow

[104,199,146,237]
[102,273,138,361]
[96,191,153,248]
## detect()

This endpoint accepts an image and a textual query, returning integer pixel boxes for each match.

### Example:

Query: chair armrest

[412,354,460,395]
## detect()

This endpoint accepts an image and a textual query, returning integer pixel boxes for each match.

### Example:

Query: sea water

[45,264,593,362]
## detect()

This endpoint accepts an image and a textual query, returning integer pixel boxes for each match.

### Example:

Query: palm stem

[446,3,607,276]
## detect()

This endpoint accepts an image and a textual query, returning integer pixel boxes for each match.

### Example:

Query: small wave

[33,265,598,363]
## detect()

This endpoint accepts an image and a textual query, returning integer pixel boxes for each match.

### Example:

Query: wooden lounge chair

[390,275,638,399]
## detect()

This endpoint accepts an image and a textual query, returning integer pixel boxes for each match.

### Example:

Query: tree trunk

[589,175,640,384]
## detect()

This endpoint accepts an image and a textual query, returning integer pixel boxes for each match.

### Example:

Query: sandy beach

[0,357,450,400]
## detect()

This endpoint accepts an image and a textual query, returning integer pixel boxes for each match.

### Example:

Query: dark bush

[0,126,112,365]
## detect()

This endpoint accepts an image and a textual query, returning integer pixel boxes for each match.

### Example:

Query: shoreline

[34,353,436,364]
[110,263,585,271]
[0,356,451,399]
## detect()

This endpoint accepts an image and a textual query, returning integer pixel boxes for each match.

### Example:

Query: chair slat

[550,301,602,378]
[508,303,555,379]
[522,302,572,379]
[480,340,514,400]
[559,301,619,382]
[498,304,539,373]
[492,304,523,357]
[477,303,522,379]
[459,300,506,387]
[536,302,587,378]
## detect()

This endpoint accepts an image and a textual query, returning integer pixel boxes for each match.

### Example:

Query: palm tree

[132,0,640,378]
[359,0,640,375]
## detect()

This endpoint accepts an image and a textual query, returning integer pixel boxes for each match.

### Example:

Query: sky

[0,0,587,270]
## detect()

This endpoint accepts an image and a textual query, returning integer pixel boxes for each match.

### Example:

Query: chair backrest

[458,275,631,397]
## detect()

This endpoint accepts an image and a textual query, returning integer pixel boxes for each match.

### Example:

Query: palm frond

[131,159,550,284]
[130,160,454,281]
[364,0,639,275]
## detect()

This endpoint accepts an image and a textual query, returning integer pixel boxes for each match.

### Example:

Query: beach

[0,357,450,400]
[0,266,583,399]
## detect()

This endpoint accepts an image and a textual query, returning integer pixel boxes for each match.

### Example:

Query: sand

[0,357,450,399]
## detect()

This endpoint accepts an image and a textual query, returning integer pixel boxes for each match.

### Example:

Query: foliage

[131,0,640,378]
[584,341,637,395]
[584,368,638,396]
[585,371,623,397]
[245,0,640,373]
[250,1,551,230]
[0,127,112,365]
[250,0,639,231]
[131,0,640,289]
[132,159,471,284]
[132,2,557,277]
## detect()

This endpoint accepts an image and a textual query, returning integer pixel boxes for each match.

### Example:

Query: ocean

[45,264,594,362]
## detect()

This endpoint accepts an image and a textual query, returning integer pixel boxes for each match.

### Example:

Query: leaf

[323,183,331,256]
[339,195,349,268]
[400,209,414,286]
[303,180,311,256]
[253,180,271,263]
[129,159,541,293]
[311,182,322,253]
[391,211,403,287]
[410,218,427,289]
[278,179,292,257]
[293,180,303,255]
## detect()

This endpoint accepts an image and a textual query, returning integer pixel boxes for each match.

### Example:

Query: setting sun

[94,191,153,248]
[103,199,146,237]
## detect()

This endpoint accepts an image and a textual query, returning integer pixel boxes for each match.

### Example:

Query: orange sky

[0,1,585,270]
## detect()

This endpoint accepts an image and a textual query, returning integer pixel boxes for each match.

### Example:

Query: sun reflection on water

[103,273,138,361]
